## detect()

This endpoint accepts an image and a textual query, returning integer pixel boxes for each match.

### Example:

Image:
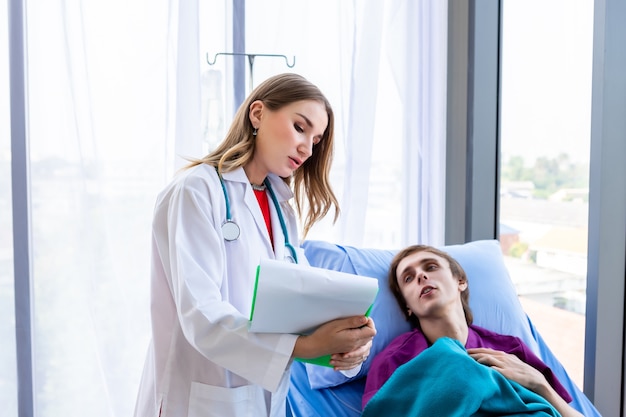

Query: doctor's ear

[249,100,264,125]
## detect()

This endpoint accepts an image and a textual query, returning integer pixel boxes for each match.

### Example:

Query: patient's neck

[420,310,469,347]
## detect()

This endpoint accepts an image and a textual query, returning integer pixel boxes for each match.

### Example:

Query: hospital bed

[287,239,601,417]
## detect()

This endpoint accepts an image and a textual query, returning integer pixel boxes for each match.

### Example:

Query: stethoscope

[216,169,299,264]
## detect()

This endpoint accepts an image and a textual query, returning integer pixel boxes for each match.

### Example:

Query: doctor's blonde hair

[188,72,339,237]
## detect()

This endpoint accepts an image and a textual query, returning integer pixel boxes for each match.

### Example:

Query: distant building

[500,197,588,275]
[499,223,520,255]
[500,197,589,314]
[500,181,535,199]
[530,227,588,276]
[500,197,588,229]
[548,188,589,203]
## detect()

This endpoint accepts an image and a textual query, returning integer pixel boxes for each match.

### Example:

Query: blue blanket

[362,337,561,417]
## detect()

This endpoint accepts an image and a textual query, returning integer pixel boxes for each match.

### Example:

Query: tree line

[501,153,589,200]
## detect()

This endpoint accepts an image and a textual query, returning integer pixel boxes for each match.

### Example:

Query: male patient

[362,245,583,417]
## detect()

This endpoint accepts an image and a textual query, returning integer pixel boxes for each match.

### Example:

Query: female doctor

[134,73,376,417]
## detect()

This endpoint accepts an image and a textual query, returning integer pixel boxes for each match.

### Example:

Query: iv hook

[206,52,296,68]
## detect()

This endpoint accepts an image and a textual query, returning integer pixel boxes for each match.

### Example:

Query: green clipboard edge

[250,263,378,368]
[249,265,261,321]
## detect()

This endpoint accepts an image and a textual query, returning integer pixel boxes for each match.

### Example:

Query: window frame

[445,1,626,416]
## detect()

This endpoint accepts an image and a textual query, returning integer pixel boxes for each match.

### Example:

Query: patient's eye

[426,263,438,271]
[402,274,415,284]
[294,123,304,133]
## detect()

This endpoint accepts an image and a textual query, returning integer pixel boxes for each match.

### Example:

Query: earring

[253,128,258,136]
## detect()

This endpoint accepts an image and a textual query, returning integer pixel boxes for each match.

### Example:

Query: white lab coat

[134,164,307,417]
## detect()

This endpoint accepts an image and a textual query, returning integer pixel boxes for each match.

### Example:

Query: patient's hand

[467,347,584,417]
[467,347,545,391]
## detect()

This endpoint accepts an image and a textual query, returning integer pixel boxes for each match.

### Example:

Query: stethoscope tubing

[216,168,298,263]
[263,179,298,263]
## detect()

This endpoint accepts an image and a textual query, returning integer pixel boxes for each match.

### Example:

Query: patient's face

[396,251,467,320]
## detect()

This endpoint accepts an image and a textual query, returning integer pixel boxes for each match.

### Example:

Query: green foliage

[502,153,589,199]
[508,242,529,258]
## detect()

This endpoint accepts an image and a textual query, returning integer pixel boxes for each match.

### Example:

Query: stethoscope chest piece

[215,167,298,263]
[222,220,240,241]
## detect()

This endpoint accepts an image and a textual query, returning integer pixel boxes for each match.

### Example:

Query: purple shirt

[362,324,573,409]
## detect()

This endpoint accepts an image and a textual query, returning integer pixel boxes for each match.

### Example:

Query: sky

[499,0,594,165]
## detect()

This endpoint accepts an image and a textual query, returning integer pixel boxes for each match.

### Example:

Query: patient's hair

[388,245,473,329]
[186,72,338,237]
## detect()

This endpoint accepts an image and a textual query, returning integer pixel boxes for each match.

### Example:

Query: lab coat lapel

[244,187,271,243]
[222,169,274,256]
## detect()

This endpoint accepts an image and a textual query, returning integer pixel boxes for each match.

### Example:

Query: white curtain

[16,0,170,415]
[392,1,448,246]
[3,0,446,415]
[166,0,202,172]
[336,1,447,247]
[239,0,447,248]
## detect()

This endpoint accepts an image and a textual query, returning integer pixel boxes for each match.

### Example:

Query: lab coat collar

[221,168,294,202]
[221,167,296,261]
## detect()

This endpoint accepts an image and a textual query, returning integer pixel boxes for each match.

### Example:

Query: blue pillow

[302,239,540,390]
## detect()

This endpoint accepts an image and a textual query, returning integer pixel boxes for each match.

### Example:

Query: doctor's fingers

[315,316,374,341]
[334,339,372,360]
[332,318,376,347]
[334,316,376,336]
[354,317,376,341]
[332,315,373,330]
[330,340,372,369]
[313,322,374,354]
[338,325,376,353]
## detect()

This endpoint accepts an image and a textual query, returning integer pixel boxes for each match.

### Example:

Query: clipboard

[249,258,378,367]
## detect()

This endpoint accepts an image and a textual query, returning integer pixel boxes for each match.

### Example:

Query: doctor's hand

[293,316,376,371]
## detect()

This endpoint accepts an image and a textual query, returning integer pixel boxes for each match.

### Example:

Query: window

[499,0,593,389]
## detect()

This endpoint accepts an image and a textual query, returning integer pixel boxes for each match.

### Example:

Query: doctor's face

[395,251,467,321]
[246,99,328,183]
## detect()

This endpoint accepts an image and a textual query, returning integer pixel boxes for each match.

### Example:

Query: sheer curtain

[232,0,448,248]
[5,0,446,415]
[336,1,447,247]
[14,1,170,415]
[391,1,447,247]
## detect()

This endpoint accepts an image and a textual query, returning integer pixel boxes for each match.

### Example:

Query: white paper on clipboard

[249,258,379,334]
